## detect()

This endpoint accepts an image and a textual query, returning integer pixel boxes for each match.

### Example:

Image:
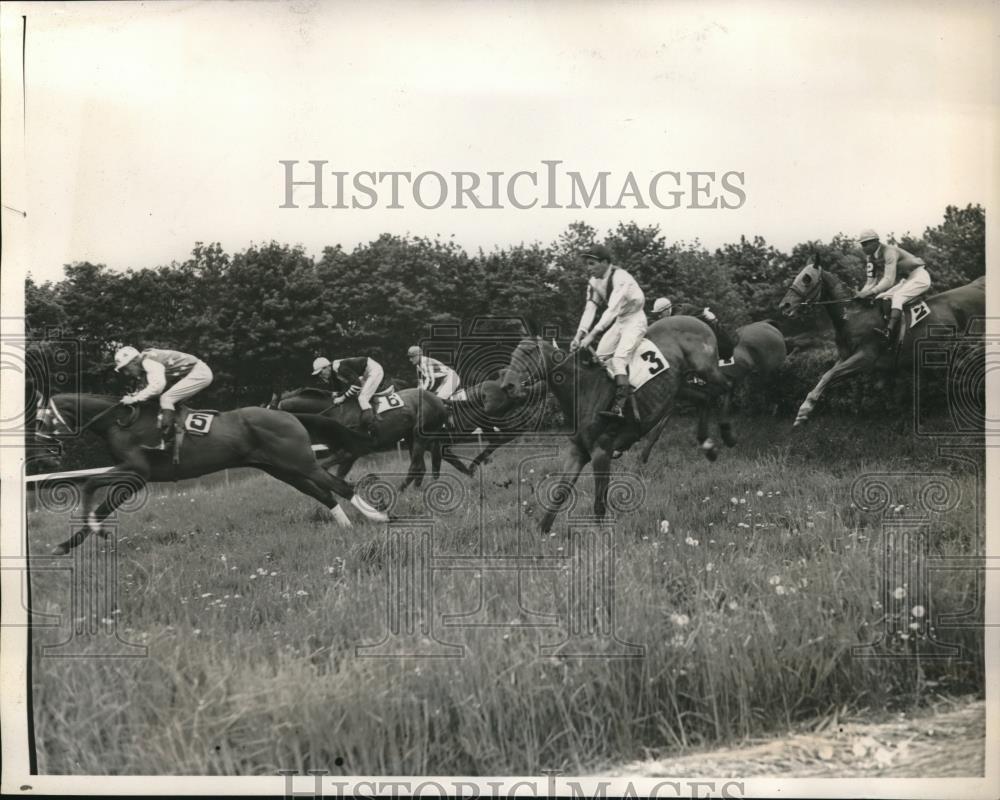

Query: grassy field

[26,413,984,775]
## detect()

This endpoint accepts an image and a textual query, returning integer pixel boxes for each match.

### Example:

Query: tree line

[26,204,984,411]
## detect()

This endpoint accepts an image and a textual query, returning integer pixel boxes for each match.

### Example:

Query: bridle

[37,397,129,441]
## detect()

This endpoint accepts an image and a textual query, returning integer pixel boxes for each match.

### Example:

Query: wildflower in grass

[669,633,686,647]
[739,498,747,505]
[775,585,787,595]
[685,536,699,547]
[296,590,308,597]
[756,490,764,497]
[893,586,906,600]
[728,601,739,611]
[660,520,670,534]
[669,612,690,627]
[270,571,278,577]
[201,592,213,598]
[909,621,920,631]
[911,605,925,618]
[730,497,739,505]
[768,575,781,586]
[705,562,714,572]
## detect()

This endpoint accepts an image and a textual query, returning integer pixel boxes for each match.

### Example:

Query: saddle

[878,294,932,348]
[140,405,220,465]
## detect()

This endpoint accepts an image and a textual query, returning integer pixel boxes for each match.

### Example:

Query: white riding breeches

[878,266,931,310]
[160,361,213,410]
[434,371,461,400]
[358,362,385,410]
[595,310,648,377]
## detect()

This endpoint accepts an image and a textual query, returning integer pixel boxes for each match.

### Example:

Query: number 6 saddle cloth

[627,339,670,391]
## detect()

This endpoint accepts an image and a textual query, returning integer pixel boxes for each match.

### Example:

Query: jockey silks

[138,349,200,382]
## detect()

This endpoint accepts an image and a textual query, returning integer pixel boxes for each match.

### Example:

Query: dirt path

[600,696,985,779]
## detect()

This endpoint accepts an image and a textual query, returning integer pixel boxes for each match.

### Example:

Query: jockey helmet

[407,346,422,357]
[858,228,879,243]
[113,346,141,371]
[581,244,613,263]
[311,356,332,375]
[652,297,672,314]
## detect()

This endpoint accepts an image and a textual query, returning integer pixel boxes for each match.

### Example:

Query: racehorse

[499,317,731,533]
[35,394,389,555]
[778,260,985,425]
[442,379,539,471]
[271,386,473,490]
[640,320,788,462]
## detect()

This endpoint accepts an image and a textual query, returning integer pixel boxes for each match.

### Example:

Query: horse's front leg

[794,349,876,426]
[52,462,149,555]
[539,442,591,534]
[591,446,613,520]
[718,391,737,447]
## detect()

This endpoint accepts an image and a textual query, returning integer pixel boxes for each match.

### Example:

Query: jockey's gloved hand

[120,395,139,405]
[332,395,346,406]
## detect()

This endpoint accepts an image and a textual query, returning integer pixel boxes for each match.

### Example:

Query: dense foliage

[24,202,983,467]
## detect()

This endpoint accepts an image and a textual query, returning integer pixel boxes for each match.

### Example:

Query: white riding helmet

[114,346,141,371]
[311,356,332,375]
[652,297,673,314]
[858,228,879,243]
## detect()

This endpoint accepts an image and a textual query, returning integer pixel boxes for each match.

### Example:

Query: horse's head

[778,260,824,317]
[34,394,77,449]
[498,337,549,399]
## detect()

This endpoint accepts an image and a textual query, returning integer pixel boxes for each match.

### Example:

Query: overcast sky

[2,0,996,283]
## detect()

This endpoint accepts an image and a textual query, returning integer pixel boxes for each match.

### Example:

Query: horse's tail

[291,413,372,455]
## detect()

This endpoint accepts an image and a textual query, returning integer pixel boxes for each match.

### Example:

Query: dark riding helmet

[581,244,613,264]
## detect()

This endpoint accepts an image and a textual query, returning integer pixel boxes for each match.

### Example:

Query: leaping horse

[778,260,985,425]
[499,317,731,533]
[35,394,389,555]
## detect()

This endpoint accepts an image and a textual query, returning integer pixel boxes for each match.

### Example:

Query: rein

[78,401,130,433]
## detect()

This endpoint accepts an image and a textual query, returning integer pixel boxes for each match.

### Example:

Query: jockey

[854,229,931,341]
[569,244,647,419]
[654,296,735,360]
[312,355,389,433]
[651,297,673,321]
[407,346,461,399]
[114,346,213,446]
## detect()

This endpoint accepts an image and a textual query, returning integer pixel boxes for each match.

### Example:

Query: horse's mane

[820,269,855,303]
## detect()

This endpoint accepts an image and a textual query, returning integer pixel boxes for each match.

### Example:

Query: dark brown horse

[499,318,730,533]
[778,260,985,425]
[35,394,389,554]
[641,320,788,462]
[272,387,473,490]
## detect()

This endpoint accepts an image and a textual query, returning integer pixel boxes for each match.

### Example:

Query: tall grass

[27,415,983,774]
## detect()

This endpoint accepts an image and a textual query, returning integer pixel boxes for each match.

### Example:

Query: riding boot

[159,408,176,449]
[874,308,902,341]
[598,374,630,420]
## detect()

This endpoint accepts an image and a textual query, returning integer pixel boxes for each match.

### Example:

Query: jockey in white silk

[854,228,932,341]
[570,244,648,419]
[114,346,214,445]
[407,346,461,399]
